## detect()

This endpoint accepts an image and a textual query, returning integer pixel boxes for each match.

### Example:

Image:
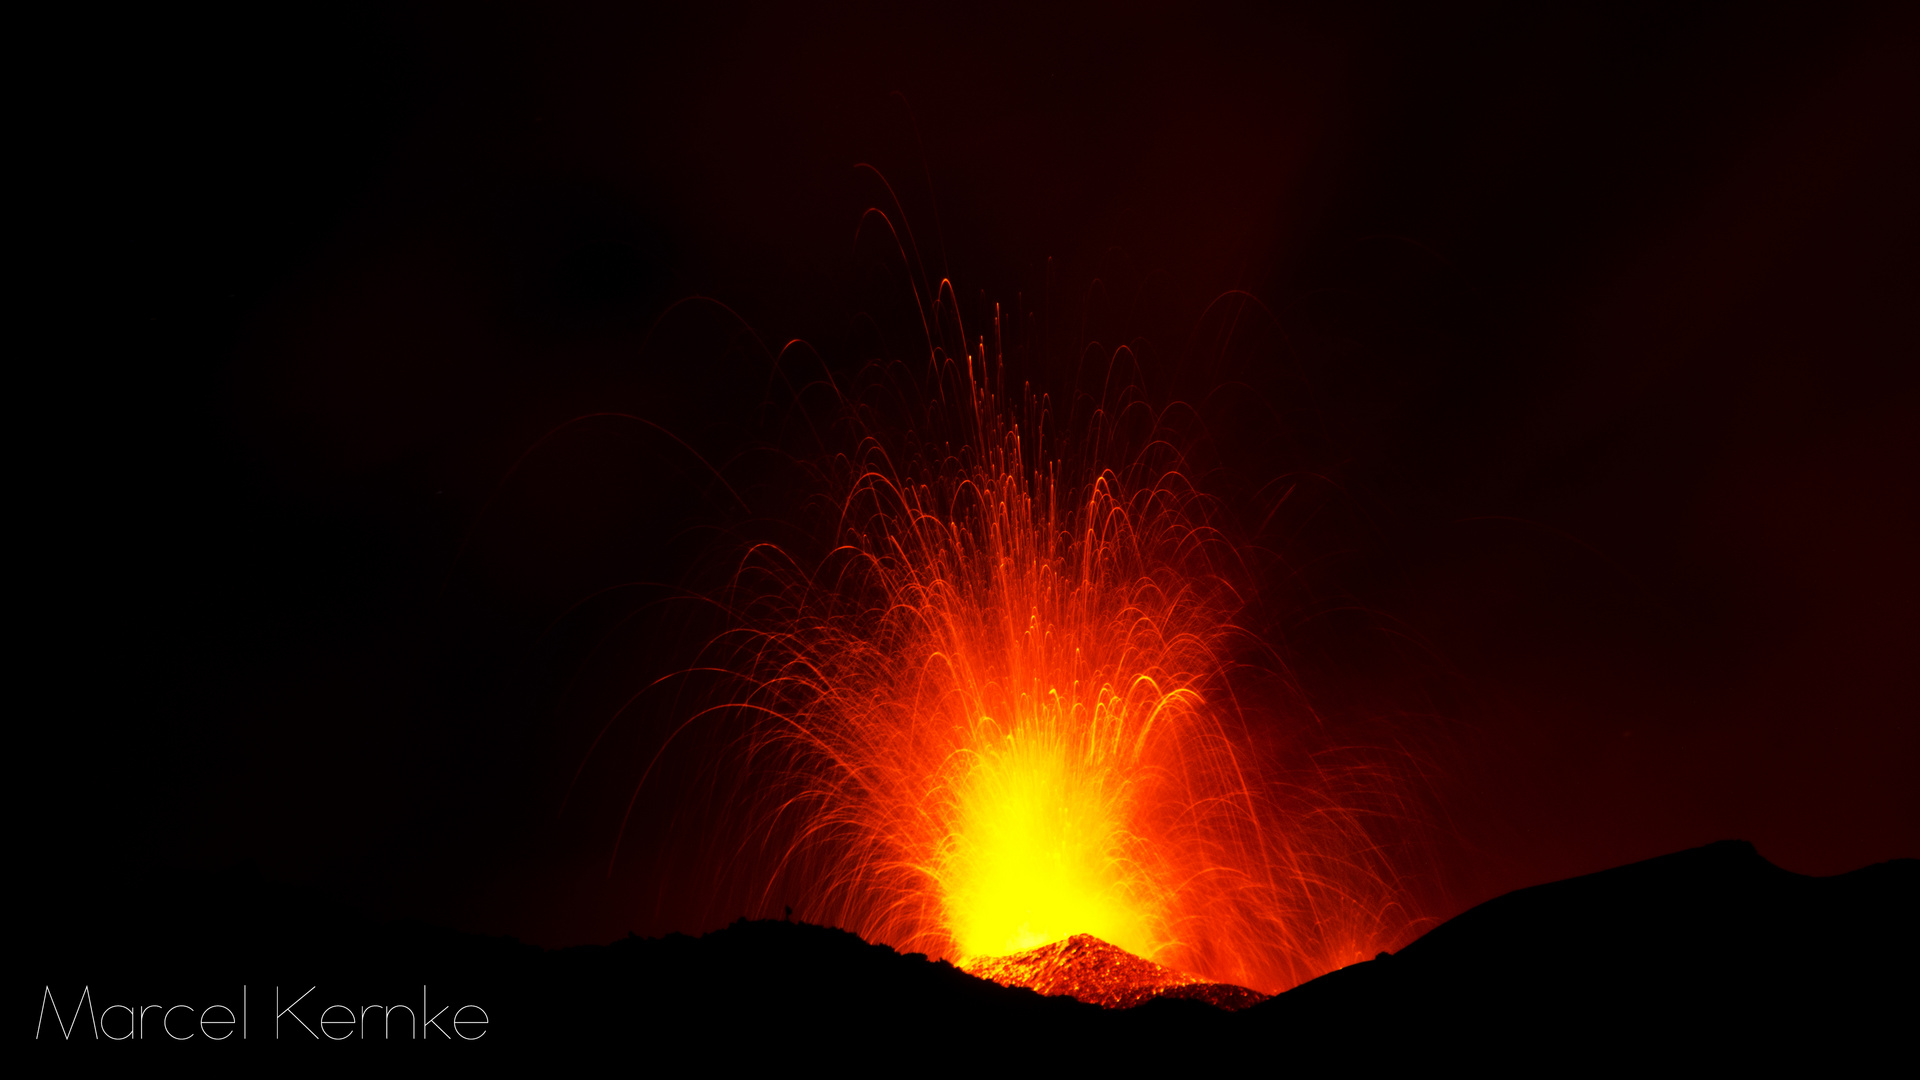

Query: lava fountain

[641,288,1411,995]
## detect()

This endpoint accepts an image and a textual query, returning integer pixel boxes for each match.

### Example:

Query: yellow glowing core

[935,711,1158,961]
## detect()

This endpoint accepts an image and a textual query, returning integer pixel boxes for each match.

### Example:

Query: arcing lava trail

[654,288,1412,993]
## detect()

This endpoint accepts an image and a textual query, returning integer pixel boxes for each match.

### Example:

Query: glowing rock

[959,934,1268,1010]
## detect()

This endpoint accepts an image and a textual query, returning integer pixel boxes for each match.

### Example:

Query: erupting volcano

[638,278,1412,997]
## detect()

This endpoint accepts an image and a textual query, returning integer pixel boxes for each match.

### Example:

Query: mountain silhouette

[26,842,1913,1065]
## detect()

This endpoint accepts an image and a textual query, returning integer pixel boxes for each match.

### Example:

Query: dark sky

[33,0,1916,953]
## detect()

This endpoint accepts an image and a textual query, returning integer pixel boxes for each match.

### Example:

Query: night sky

[32,0,1916,956]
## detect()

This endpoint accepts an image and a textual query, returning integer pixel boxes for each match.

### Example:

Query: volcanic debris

[960,934,1269,1010]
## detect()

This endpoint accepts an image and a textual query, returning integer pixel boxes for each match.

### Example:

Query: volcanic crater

[960,934,1270,1010]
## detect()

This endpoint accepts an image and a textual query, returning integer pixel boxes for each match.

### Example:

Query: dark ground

[26,842,1916,1063]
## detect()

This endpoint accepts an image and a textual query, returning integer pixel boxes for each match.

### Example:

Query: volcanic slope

[961,933,1268,1009]
[1249,840,1916,1059]
[26,842,1914,1065]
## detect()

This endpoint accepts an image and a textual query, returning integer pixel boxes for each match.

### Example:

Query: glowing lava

[662,288,1410,994]
[961,934,1269,1010]
[940,714,1158,959]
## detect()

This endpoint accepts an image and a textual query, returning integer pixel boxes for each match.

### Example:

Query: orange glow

[960,934,1269,1010]
[679,290,1411,993]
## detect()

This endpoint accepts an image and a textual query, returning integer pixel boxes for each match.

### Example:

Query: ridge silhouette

[26,842,1913,1064]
